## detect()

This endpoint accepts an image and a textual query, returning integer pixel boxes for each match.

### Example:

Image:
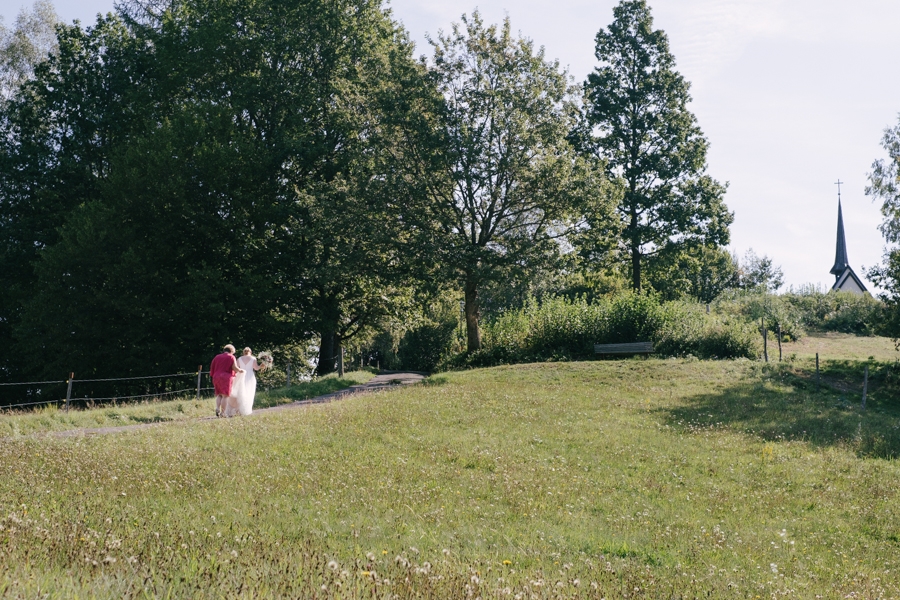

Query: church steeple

[830,198,849,278]
[827,179,867,294]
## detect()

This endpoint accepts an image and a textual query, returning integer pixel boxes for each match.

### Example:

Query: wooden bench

[594,341,655,355]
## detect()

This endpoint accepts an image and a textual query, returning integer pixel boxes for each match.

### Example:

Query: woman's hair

[223,344,236,354]
[243,347,252,355]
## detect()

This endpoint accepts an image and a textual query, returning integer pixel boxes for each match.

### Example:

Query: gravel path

[47,371,427,438]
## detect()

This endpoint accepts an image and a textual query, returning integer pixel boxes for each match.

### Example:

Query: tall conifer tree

[580,0,731,292]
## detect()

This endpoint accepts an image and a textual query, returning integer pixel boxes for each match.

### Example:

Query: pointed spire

[830,199,849,277]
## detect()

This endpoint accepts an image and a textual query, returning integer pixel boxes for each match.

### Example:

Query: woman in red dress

[210,344,244,417]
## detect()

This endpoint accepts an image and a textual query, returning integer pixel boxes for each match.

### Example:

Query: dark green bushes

[398,321,458,372]
[449,294,759,368]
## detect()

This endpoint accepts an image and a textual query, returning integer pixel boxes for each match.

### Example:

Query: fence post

[862,365,869,410]
[196,365,203,401]
[65,372,74,413]
[338,347,344,378]
[816,353,820,391]
[287,362,291,387]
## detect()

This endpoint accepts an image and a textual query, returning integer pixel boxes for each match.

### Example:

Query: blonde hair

[243,347,252,356]
[223,344,236,354]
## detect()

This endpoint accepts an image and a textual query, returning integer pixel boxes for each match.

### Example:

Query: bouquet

[257,351,274,371]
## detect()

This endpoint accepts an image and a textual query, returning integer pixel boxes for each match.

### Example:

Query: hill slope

[2,358,899,597]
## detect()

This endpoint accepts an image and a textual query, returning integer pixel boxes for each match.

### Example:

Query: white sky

[4,0,899,292]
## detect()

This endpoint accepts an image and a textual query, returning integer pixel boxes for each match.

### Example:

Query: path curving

[46,371,427,438]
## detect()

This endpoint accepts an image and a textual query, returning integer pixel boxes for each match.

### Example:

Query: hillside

[2,351,899,597]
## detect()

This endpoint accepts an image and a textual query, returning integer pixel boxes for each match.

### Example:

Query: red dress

[210,352,237,396]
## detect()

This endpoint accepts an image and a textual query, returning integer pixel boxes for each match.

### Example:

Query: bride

[225,347,264,416]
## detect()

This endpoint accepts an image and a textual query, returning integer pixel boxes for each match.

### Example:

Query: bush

[446,293,760,369]
[782,289,884,335]
[398,320,458,372]
[713,290,804,340]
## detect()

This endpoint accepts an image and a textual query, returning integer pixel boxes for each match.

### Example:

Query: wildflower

[382,550,388,555]
[503,560,512,566]
[327,560,338,571]
[366,552,375,561]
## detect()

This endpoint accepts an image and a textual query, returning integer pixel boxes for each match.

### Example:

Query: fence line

[0,378,66,387]
[1,369,215,412]
[75,372,198,383]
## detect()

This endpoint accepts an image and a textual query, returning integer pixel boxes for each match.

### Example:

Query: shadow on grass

[659,360,900,459]
[127,415,174,424]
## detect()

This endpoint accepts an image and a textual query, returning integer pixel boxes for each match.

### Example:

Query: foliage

[449,293,759,368]
[578,0,731,292]
[0,0,431,381]
[713,289,804,341]
[4,359,900,597]
[645,244,739,302]
[866,116,900,341]
[737,248,784,291]
[0,0,58,102]
[415,12,612,352]
[782,287,885,336]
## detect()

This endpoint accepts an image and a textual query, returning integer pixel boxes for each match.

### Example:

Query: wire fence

[0,367,217,412]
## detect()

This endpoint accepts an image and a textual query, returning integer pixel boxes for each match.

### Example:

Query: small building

[829,198,867,294]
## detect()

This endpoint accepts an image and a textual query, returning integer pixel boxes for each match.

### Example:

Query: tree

[0,0,58,102]
[645,245,739,302]
[580,0,732,292]
[419,13,609,351]
[738,249,784,292]
[2,0,432,380]
[866,116,900,338]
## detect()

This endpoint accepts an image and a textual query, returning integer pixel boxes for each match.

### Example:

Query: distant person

[225,347,265,417]
[210,344,244,418]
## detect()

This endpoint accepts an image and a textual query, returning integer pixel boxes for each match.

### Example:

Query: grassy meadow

[2,343,900,597]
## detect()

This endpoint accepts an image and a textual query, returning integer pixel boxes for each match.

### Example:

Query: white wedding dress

[225,355,257,416]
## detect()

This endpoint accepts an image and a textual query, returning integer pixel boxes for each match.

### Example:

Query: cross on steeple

[835,179,843,200]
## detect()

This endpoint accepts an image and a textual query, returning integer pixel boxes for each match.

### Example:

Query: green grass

[2,354,900,597]
[0,370,375,437]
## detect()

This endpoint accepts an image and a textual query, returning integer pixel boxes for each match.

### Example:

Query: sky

[3,0,899,292]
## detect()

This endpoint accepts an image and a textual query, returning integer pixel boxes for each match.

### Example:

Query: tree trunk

[629,206,641,292]
[631,244,641,292]
[464,278,481,352]
[316,330,340,376]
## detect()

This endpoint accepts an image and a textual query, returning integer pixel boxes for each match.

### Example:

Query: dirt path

[48,371,427,438]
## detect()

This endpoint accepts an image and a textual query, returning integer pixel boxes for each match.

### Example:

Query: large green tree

[580,0,731,292]
[418,13,609,351]
[866,116,900,339]
[1,0,432,381]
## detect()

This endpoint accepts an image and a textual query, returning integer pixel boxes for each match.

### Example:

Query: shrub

[445,293,760,369]
[782,289,884,335]
[398,320,458,372]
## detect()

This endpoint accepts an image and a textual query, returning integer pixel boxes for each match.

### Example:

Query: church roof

[830,200,849,276]
[832,266,867,293]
